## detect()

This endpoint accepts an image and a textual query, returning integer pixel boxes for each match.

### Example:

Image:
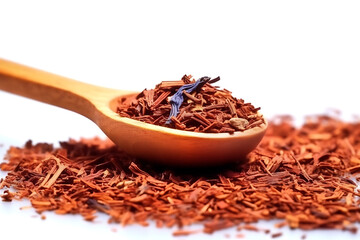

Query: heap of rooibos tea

[117,75,264,133]
[1,115,360,236]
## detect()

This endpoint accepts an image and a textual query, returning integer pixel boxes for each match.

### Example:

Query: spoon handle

[0,58,126,118]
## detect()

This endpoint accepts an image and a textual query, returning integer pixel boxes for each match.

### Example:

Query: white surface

[1,0,360,239]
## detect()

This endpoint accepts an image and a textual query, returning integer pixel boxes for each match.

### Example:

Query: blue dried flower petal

[166,76,215,124]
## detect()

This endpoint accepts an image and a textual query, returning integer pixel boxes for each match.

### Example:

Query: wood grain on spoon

[0,59,267,166]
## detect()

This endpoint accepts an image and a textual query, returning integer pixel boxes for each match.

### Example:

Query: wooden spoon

[0,59,267,167]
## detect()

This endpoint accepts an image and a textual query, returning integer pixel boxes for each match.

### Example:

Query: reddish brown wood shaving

[271,232,283,238]
[172,229,201,236]
[116,75,264,133]
[236,233,245,238]
[239,224,259,231]
[1,116,360,235]
[1,189,14,201]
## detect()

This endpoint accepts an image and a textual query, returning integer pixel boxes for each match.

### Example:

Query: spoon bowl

[0,59,267,167]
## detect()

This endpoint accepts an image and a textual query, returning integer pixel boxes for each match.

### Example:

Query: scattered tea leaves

[1,115,360,235]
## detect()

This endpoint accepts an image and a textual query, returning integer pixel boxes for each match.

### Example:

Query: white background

[0,1,360,239]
